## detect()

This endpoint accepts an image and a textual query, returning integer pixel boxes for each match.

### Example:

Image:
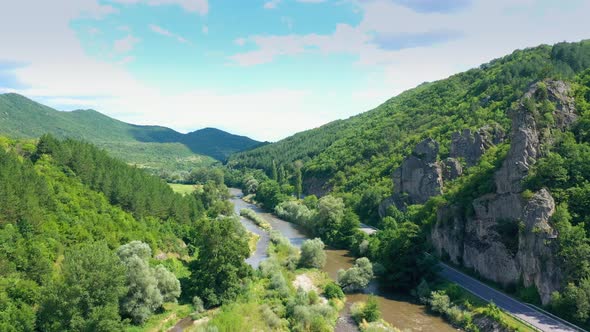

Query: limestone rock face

[441,157,463,181]
[391,138,443,207]
[450,126,504,167]
[431,80,575,304]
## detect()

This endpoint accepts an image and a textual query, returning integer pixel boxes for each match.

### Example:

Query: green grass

[125,302,193,332]
[248,232,260,254]
[169,183,198,195]
[240,208,271,230]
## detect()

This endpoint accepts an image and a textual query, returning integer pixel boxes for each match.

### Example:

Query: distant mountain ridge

[0,93,263,175]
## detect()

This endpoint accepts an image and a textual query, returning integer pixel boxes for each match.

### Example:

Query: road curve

[439,263,581,332]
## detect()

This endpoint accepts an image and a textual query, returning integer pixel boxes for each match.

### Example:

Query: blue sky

[0,0,589,141]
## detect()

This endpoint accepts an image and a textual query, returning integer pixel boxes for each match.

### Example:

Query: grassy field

[169,183,197,195]
[125,302,193,332]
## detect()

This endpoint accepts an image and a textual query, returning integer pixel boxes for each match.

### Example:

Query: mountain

[0,93,262,175]
[229,40,590,326]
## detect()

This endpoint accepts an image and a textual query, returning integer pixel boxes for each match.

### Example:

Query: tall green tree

[271,160,278,181]
[295,166,303,199]
[37,242,127,332]
[188,218,251,307]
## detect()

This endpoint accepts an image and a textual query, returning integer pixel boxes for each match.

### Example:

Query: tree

[271,160,278,181]
[188,217,251,307]
[299,238,326,269]
[256,180,284,209]
[337,257,374,292]
[118,255,163,324]
[154,265,181,303]
[295,165,303,199]
[372,222,437,289]
[116,241,180,324]
[37,242,127,332]
[314,195,345,242]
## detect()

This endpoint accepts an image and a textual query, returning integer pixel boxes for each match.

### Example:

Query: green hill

[228,40,590,198]
[0,135,250,330]
[0,93,262,175]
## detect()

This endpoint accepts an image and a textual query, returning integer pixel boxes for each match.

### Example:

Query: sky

[0,0,589,141]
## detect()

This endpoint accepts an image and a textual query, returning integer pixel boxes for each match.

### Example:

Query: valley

[2,39,590,332]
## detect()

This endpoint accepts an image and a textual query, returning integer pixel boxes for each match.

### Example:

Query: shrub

[261,304,286,329]
[413,279,431,304]
[299,238,326,269]
[240,208,271,230]
[324,282,345,300]
[309,290,319,304]
[351,296,381,323]
[428,291,451,314]
[192,296,205,313]
[338,257,374,292]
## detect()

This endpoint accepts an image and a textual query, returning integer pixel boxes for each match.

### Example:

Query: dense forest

[226,40,590,328]
[0,135,251,331]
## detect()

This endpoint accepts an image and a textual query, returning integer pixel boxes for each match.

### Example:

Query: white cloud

[229,23,371,66]
[230,0,590,97]
[234,38,247,46]
[149,24,190,44]
[110,0,208,15]
[264,0,281,9]
[114,34,140,53]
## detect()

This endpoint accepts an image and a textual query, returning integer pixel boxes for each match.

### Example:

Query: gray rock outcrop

[431,80,576,304]
[450,126,504,167]
[391,138,443,208]
[441,157,463,181]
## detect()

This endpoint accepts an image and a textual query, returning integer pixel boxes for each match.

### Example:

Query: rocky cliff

[431,80,576,304]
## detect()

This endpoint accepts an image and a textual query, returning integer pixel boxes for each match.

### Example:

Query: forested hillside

[0,94,262,176]
[0,135,251,331]
[228,41,590,199]
[227,40,590,328]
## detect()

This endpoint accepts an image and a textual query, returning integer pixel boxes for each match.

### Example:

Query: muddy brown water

[230,189,456,332]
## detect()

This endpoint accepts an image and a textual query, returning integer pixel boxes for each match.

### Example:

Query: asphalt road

[439,263,581,332]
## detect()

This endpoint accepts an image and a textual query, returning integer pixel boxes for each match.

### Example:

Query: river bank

[229,188,456,332]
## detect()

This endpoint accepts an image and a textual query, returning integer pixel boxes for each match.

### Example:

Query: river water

[230,189,455,332]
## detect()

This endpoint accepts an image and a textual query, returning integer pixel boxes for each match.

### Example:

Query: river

[230,188,456,332]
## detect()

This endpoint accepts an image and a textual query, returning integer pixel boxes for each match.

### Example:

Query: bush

[324,282,345,300]
[275,200,315,226]
[154,265,181,303]
[299,238,327,269]
[261,304,286,329]
[338,257,374,292]
[413,279,431,304]
[240,208,271,230]
[351,296,381,323]
[193,296,205,313]
[428,291,451,314]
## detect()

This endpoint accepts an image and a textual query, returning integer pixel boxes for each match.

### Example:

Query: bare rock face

[450,126,504,167]
[391,138,443,207]
[431,80,575,304]
[441,157,463,181]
